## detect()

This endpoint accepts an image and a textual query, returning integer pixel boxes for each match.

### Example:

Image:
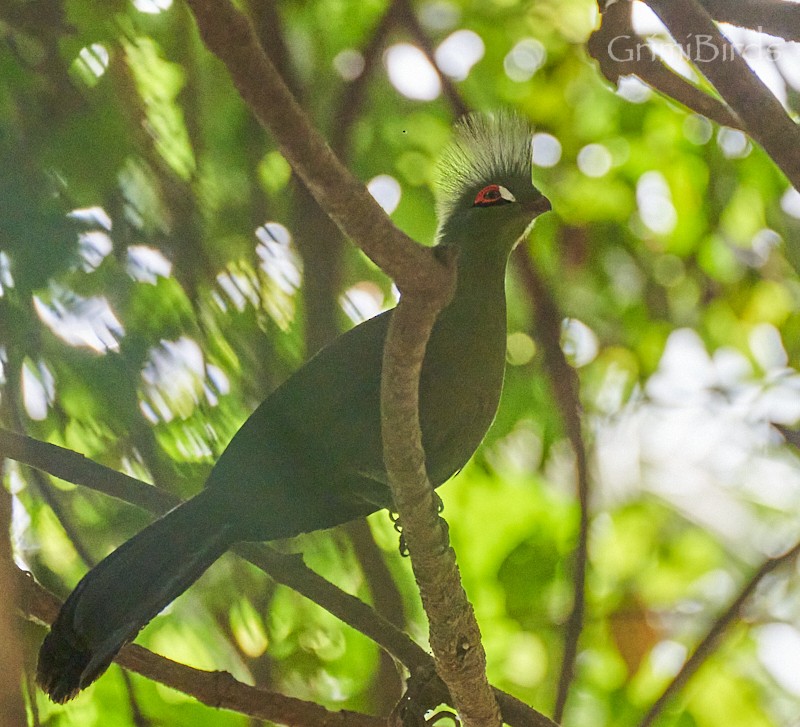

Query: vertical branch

[380,293,501,727]
[514,248,589,723]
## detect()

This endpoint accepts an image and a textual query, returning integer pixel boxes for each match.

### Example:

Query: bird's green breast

[418,257,508,484]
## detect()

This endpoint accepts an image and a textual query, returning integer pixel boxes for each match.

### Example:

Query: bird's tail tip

[36,627,98,703]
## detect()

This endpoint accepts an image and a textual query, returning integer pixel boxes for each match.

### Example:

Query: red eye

[473,184,514,207]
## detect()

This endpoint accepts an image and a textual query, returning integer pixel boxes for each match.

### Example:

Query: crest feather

[435,112,533,219]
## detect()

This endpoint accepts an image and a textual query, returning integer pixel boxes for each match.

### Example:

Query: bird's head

[435,112,550,256]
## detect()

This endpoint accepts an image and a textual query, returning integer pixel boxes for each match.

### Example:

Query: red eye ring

[473,184,514,207]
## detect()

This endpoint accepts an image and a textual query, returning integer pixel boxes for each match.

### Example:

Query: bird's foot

[389,493,446,557]
[389,511,409,556]
[390,665,456,726]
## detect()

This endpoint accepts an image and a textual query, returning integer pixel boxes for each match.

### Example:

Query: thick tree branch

[17,569,387,727]
[637,538,800,727]
[1,427,555,726]
[645,0,800,190]
[381,296,501,727]
[514,248,590,723]
[183,0,453,297]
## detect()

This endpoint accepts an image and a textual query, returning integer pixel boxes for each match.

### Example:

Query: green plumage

[37,113,550,702]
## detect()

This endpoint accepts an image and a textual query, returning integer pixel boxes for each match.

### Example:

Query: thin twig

[513,248,589,723]
[329,0,403,159]
[396,0,469,118]
[637,539,800,727]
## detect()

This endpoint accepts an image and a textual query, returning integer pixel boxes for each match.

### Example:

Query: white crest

[435,112,533,220]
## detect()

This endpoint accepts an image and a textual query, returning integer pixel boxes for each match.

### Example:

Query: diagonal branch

[183,0,452,298]
[636,538,800,727]
[395,0,469,118]
[18,568,387,727]
[588,1,744,130]
[329,0,404,159]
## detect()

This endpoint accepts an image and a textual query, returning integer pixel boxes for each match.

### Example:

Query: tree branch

[645,0,800,190]
[513,248,590,723]
[2,427,556,726]
[381,296,501,727]
[180,1,510,721]
[17,568,387,727]
[636,538,800,727]
[0,428,177,513]
[183,0,452,297]
[395,0,470,118]
[328,0,403,160]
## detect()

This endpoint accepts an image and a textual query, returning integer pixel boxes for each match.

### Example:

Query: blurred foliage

[3,0,800,725]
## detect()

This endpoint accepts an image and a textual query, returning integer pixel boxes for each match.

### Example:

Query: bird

[37,112,551,703]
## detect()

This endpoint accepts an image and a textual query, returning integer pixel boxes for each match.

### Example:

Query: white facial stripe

[498,185,516,203]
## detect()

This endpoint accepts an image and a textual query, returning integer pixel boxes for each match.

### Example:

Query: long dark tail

[37,489,233,703]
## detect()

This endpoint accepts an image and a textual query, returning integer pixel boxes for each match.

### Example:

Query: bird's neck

[447,242,509,316]
[430,241,509,365]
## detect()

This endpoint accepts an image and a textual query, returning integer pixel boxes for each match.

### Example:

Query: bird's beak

[524,195,552,216]
[513,195,553,248]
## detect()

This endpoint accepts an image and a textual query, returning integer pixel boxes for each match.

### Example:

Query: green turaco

[37,112,551,702]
